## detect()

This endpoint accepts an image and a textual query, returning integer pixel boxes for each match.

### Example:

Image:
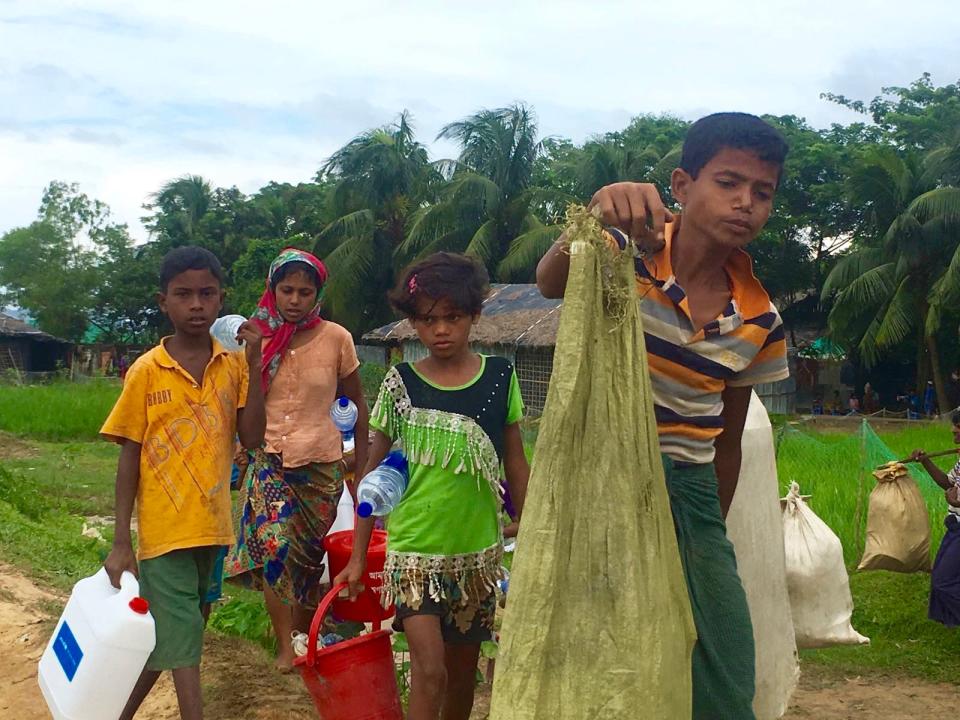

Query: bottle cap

[357,502,373,518]
[382,450,408,476]
[338,396,350,408]
[129,597,150,615]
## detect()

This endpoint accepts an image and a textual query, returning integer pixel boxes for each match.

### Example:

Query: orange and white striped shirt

[607,221,789,464]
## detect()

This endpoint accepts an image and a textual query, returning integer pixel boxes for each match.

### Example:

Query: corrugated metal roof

[362,284,562,348]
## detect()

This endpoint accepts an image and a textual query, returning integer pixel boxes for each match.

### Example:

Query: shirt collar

[642,216,772,320]
[156,336,229,369]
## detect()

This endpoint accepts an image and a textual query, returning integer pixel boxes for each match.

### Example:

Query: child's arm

[910,449,953,490]
[537,183,671,298]
[332,430,393,599]
[503,422,530,522]
[339,369,369,497]
[714,385,751,518]
[104,440,142,588]
[236,321,266,449]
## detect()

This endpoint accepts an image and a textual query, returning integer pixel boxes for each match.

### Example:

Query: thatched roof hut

[0,312,72,374]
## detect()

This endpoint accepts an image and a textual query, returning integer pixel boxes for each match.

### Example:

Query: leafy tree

[142,174,214,249]
[0,182,164,343]
[228,237,294,316]
[89,225,160,343]
[403,104,569,284]
[822,145,960,411]
[316,111,438,332]
[0,221,94,341]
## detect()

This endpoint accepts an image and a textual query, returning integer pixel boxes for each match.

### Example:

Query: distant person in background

[948,370,960,412]
[830,390,842,415]
[847,395,860,415]
[812,396,824,415]
[925,381,938,418]
[862,382,876,414]
[911,413,960,627]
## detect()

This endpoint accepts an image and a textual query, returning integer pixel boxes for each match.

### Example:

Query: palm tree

[143,175,213,247]
[401,104,570,283]
[317,111,438,332]
[822,145,960,412]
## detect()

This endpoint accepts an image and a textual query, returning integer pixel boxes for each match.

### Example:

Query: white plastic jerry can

[38,568,156,720]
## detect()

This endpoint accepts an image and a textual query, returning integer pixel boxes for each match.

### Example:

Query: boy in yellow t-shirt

[100,247,265,720]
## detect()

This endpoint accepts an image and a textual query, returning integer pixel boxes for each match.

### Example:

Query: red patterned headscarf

[250,248,328,391]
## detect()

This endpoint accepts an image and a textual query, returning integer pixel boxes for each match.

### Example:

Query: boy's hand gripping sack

[858,462,931,572]
[782,483,868,648]
[489,207,696,720]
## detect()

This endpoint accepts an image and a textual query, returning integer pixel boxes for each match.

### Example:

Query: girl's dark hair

[389,252,490,317]
[680,112,789,186]
[159,246,225,291]
[270,260,322,290]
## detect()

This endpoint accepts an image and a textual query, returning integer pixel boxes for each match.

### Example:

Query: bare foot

[275,653,295,674]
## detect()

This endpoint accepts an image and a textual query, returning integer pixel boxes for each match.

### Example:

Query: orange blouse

[263,321,359,468]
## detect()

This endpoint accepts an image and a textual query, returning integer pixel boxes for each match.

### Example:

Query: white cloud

[1,0,957,239]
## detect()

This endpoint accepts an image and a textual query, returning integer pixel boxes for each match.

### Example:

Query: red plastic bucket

[295,583,402,720]
[324,529,394,623]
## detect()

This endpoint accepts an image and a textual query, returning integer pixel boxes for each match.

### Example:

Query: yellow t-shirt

[100,339,249,560]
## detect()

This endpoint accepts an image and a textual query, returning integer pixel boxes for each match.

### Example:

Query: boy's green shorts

[139,546,220,671]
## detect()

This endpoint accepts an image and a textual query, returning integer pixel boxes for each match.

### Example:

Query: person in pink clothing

[224,248,368,671]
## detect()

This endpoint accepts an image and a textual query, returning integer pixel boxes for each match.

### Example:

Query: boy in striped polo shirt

[538,112,789,720]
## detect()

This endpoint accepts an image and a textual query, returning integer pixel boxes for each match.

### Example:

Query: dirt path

[0,563,315,720]
[783,667,958,718]
[1,561,956,719]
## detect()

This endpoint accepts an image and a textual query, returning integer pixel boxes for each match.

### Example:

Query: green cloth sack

[490,208,696,719]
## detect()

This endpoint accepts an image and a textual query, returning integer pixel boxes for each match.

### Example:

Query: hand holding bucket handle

[307,583,383,666]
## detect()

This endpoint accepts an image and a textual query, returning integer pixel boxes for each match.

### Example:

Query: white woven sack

[727,393,799,719]
[782,482,869,648]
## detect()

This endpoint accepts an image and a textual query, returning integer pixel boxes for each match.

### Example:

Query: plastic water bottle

[356,451,409,518]
[210,314,247,352]
[499,567,510,595]
[330,397,358,443]
[38,568,156,720]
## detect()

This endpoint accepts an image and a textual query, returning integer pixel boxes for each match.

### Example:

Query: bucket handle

[307,582,383,666]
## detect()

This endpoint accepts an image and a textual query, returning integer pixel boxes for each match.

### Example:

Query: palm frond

[926,243,960,335]
[820,248,885,300]
[447,172,502,217]
[464,220,498,267]
[906,186,960,225]
[831,262,896,309]
[874,277,917,349]
[497,222,563,281]
[401,203,460,257]
[857,311,885,369]
[319,209,375,244]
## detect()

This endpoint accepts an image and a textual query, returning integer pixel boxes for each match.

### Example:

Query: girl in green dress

[335,252,530,720]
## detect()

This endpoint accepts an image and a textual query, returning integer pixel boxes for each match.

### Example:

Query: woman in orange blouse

[224,248,368,670]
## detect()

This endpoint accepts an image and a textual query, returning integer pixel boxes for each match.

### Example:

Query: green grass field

[0,379,121,441]
[0,381,958,683]
[777,420,954,566]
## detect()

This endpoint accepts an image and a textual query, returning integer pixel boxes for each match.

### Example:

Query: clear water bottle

[330,397,358,443]
[356,451,409,518]
[210,315,247,352]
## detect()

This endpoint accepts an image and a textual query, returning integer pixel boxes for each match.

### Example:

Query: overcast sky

[1,0,957,241]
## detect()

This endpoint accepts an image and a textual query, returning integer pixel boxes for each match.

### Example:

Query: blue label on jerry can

[53,621,84,681]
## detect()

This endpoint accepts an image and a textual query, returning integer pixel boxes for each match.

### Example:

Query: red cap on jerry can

[129,597,150,614]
